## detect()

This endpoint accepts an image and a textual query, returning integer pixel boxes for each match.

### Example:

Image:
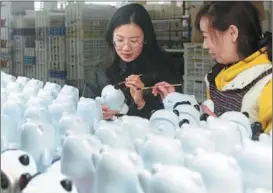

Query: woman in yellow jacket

[152,2,272,134]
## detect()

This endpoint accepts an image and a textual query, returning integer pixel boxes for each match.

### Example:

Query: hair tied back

[259,31,272,48]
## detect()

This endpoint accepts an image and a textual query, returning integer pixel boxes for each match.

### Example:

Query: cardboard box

[189,5,203,43]
[251,1,265,21]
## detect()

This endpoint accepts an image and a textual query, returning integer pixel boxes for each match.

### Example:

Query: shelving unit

[183,43,215,102]
[1,2,193,93]
[0,1,13,74]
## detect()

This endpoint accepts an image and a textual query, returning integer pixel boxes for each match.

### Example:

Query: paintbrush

[137,83,182,91]
[118,74,143,85]
[114,74,143,89]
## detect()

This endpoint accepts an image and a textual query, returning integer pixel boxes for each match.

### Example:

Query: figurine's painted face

[1,151,37,193]
[21,173,75,193]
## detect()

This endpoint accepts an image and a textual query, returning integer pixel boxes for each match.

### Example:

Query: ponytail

[259,31,272,62]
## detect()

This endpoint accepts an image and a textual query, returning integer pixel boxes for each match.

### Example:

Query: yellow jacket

[205,48,272,133]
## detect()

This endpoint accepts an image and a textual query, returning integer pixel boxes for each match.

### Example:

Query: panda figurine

[96,85,129,115]
[1,149,38,193]
[21,171,78,193]
[162,92,199,111]
[172,101,201,128]
[149,109,180,138]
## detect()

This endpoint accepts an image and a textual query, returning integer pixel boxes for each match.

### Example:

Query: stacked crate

[1,2,13,74]
[13,13,36,78]
[35,10,49,82]
[65,3,116,91]
[145,4,190,48]
[47,12,66,86]
[183,43,215,103]
[263,1,272,32]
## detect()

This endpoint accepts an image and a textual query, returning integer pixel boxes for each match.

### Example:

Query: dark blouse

[82,51,180,119]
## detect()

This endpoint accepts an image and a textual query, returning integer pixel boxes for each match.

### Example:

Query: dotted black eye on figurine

[173,109,180,117]
[1,172,9,190]
[114,84,121,90]
[200,113,209,121]
[60,179,73,192]
[19,173,32,190]
[251,121,262,133]
[173,101,191,109]
[251,121,263,141]
[179,119,189,127]
[242,112,249,118]
[194,104,200,112]
[19,154,30,166]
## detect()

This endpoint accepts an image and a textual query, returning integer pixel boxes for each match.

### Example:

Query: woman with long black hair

[83,3,179,119]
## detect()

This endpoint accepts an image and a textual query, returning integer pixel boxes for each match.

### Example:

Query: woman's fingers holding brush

[152,82,166,95]
[152,81,175,100]
[125,75,144,90]
[125,75,145,107]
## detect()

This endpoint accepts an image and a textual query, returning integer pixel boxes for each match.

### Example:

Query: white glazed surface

[177,127,215,155]
[138,164,207,193]
[20,120,55,172]
[206,116,245,156]
[76,97,102,133]
[220,111,252,139]
[92,146,144,193]
[94,120,133,150]
[149,109,179,138]
[58,113,90,146]
[135,135,184,170]
[61,135,102,193]
[187,149,244,193]
[234,139,272,190]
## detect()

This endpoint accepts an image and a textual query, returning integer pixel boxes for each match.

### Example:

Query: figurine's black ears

[200,113,209,121]
[242,112,249,118]
[1,172,9,190]
[179,119,189,127]
[251,121,263,141]
[19,173,32,190]
[60,179,73,192]
[114,84,121,89]
[194,104,200,112]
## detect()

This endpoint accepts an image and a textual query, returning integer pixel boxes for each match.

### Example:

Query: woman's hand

[152,81,175,100]
[125,74,146,109]
[102,105,119,120]
[200,104,217,117]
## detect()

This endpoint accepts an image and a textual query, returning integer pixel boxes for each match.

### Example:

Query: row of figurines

[1,71,272,193]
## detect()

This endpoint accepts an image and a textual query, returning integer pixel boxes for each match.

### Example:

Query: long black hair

[195,1,272,62]
[103,3,173,85]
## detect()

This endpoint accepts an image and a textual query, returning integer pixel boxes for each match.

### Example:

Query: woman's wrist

[136,99,146,110]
